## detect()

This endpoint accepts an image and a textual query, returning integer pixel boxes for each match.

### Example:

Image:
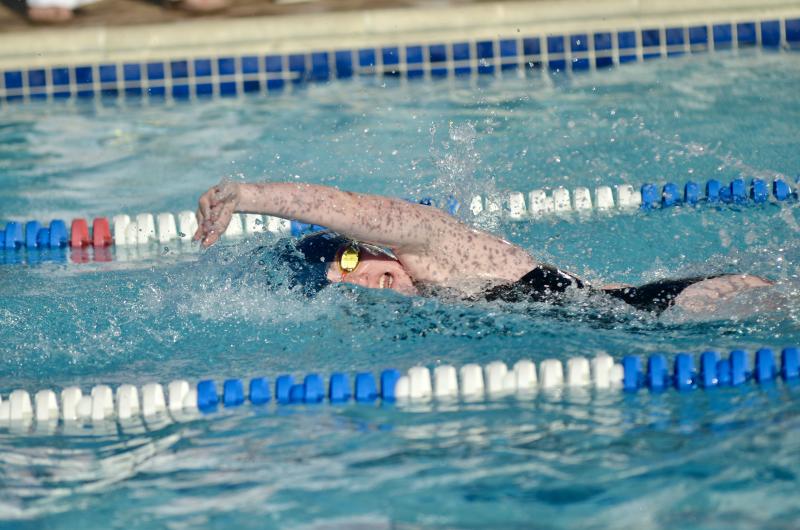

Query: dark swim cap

[285,231,351,295]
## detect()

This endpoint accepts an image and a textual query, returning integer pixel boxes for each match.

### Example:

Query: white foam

[116,384,140,420]
[61,386,82,421]
[572,187,592,211]
[459,364,484,398]
[433,365,458,398]
[142,383,167,417]
[539,359,564,389]
[567,357,591,387]
[552,188,571,212]
[243,214,264,234]
[594,186,614,209]
[484,361,509,395]
[513,360,537,391]
[591,353,614,389]
[135,213,156,244]
[469,195,484,215]
[407,367,432,400]
[157,213,178,243]
[9,390,33,421]
[507,192,526,219]
[34,390,58,422]
[266,216,291,234]
[112,214,131,245]
[91,385,114,421]
[168,380,190,411]
[616,185,641,208]
[177,211,198,241]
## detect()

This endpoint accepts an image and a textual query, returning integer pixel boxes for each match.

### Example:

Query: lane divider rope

[1,346,797,428]
[1,177,796,256]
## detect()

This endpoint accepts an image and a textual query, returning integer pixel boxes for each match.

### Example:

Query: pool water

[1,51,800,529]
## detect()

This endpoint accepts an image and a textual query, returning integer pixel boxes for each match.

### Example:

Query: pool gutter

[1,0,799,69]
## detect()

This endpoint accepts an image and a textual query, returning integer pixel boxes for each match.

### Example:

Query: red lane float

[69,219,90,247]
[92,217,112,247]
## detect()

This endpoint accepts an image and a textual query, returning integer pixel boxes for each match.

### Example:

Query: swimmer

[194,181,772,313]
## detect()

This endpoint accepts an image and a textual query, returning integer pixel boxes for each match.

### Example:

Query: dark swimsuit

[482,264,712,314]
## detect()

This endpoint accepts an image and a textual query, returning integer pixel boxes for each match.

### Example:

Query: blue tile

[195,82,213,97]
[689,26,708,51]
[761,20,781,47]
[618,31,637,63]
[429,44,447,77]
[219,81,237,96]
[713,23,733,48]
[75,66,93,85]
[267,79,285,92]
[476,40,494,74]
[476,40,494,58]
[570,34,588,52]
[596,56,613,68]
[28,69,46,87]
[737,22,757,46]
[147,86,165,97]
[123,63,141,81]
[99,64,116,83]
[666,27,684,46]
[523,37,541,56]
[242,56,259,74]
[4,71,23,90]
[665,28,685,56]
[146,63,164,80]
[594,32,612,51]
[194,59,212,77]
[358,48,376,70]
[218,57,236,76]
[172,84,190,99]
[125,86,142,97]
[382,47,399,76]
[787,18,800,44]
[429,44,447,63]
[572,58,589,70]
[335,50,353,78]
[641,28,661,59]
[547,35,565,71]
[500,62,518,73]
[452,42,470,61]
[499,39,517,57]
[310,52,329,81]
[171,60,188,79]
[406,46,424,79]
[288,54,306,83]
[382,47,399,65]
[641,28,660,47]
[547,35,565,54]
[618,31,636,49]
[243,80,260,93]
[265,55,282,73]
[452,42,471,76]
[51,67,70,92]
[406,45,423,63]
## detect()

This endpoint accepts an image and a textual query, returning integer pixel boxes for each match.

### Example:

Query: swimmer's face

[326,245,418,295]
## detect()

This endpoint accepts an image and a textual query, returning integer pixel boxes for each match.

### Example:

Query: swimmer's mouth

[379,273,394,290]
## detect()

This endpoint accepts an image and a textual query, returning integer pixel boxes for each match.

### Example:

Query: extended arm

[195,181,537,285]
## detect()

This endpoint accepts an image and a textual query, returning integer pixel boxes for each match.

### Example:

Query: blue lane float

[4,346,800,427]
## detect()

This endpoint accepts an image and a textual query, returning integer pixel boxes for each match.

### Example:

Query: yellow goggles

[337,244,361,274]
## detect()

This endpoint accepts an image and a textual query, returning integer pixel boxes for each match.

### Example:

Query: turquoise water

[1,51,800,528]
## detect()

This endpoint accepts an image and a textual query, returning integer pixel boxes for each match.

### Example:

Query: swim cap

[287,231,351,295]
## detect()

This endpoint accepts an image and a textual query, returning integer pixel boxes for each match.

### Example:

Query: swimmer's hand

[193,181,241,247]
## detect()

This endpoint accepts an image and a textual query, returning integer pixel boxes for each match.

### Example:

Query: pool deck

[1,0,798,70]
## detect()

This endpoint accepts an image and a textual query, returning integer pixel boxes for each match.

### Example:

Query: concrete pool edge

[1,0,800,70]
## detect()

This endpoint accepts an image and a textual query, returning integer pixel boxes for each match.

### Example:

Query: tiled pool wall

[2,16,800,103]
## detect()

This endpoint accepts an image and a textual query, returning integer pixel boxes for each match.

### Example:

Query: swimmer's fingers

[200,201,236,247]
[193,191,213,242]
